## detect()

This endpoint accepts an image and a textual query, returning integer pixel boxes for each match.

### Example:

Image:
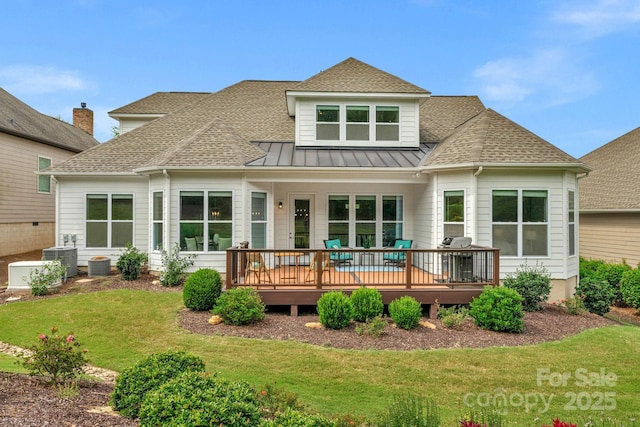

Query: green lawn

[0,289,638,425]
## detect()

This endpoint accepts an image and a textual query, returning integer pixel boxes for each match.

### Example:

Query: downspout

[163,169,170,256]
[472,167,483,245]
[52,175,59,246]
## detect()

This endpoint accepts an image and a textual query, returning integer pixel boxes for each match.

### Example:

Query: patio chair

[245,252,273,286]
[323,238,353,265]
[305,252,332,284]
[383,239,412,267]
[185,237,198,251]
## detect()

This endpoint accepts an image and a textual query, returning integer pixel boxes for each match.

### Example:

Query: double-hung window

[444,190,465,237]
[492,189,548,257]
[328,195,350,246]
[251,192,267,249]
[37,156,52,193]
[376,106,399,141]
[316,105,340,140]
[568,190,575,256]
[355,195,376,247]
[179,191,233,252]
[86,194,133,248]
[346,106,369,141]
[383,195,404,247]
[316,104,400,143]
[152,192,163,250]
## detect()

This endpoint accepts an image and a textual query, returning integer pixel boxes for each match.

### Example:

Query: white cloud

[473,47,599,108]
[0,65,90,95]
[552,0,640,38]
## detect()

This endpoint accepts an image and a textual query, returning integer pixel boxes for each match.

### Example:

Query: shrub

[469,286,524,333]
[138,371,261,427]
[259,408,336,427]
[437,304,470,330]
[116,243,148,281]
[350,287,384,322]
[26,260,67,296]
[502,262,551,311]
[110,350,205,419]
[375,393,440,427]
[388,296,422,330]
[183,268,223,311]
[579,257,605,281]
[316,291,354,330]
[20,326,88,384]
[575,276,616,315]
[559,295,586,315]
[620,268,640,310]
[212,287,266,325]
[599,262,633,303]
[355,315,387,338]
[159,243,196,287]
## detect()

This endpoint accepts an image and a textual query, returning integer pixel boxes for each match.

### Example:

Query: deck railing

[226,246,500,290]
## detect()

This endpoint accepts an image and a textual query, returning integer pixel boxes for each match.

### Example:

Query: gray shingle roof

[46,58,585,175]
[109,92,210,115]
[0,87,99,152]
[579,126,640,211]
[290,57,430,94]
[423,109,581,167]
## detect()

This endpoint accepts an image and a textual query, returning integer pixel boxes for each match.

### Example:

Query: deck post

[429,303,438,319]
[405,250,412,289]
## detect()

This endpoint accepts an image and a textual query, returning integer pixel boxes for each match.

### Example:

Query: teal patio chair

[324,238,353,265]
[383,239,412,267]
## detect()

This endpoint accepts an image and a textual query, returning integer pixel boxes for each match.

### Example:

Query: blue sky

[2,0,639,158]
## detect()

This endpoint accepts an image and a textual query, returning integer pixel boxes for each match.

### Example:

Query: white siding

[296,98,420,148]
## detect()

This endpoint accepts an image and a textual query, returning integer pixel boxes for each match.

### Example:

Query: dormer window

[316,105,339,140]
[315,103,400,143]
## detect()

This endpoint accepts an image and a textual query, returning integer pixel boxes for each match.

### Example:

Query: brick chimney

[73,102,94,136]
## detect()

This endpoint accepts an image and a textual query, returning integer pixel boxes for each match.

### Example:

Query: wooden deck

[226,247,500,316]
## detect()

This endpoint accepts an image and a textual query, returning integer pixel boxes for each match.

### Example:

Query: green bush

[159,243,196,287]
[437,305,471,330]
[575,276,616,316]
[139,371,261,427]
[469,286,524,333]
[355,316,387,338]
[579,257,605,280]
[26,260,67,296]
[116,243,148,281]
[502,262,551,311]
[350,287,384,322]
[620,268,640,310]
[388,296,422,330]
[598,262,632,304]
[183,268,223,311]
[110,350,205,419]
[375,393,441,427]
[20,326,88,384]
[212,287,266,325]
[259,408,336,427]
[317,291,354,330]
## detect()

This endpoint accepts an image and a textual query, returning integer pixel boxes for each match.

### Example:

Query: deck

[226,247,500,316]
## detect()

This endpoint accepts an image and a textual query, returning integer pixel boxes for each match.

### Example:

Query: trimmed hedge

[183,268,223,311]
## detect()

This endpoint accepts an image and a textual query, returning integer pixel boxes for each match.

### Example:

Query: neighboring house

[579,126,640,266]
[0,88,99,257]
[45,58,587,300]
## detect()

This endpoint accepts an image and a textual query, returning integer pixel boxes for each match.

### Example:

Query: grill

[439,237,474,282]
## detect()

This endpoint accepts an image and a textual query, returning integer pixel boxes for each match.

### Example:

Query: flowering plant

[552,296,586,315]
[541,418,577,427]
[159,243,196,287]
[20,326,89,384]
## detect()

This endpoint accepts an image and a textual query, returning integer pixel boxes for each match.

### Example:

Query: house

[0,88,99,257]
[579,126,640,266]
[45,58,587,301]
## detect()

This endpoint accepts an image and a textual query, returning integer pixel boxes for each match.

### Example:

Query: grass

[0,289,639,425]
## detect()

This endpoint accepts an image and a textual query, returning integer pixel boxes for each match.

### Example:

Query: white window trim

[37,155,52,194]
[179,189,235,253]
[250,191,268,249]
[568,190,576,257]
[151,191,163,252]
[443,189,465,237]
[490,188,550,258]
[315,103,400,144]
[85,193,135,249]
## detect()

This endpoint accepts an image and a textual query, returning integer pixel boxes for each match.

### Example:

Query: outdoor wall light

[278,201,283,209]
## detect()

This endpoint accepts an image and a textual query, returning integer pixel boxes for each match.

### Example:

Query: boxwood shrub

[388,296,422,330]
[469,286,524,333]
[212,287,266,325]
[620,268,640,310]
[183,268,223,311]
[502,262,551,311]
[138,371,261,427]
[350,286,384,322]
[575,276,616,316]
[317,291,354,330]
[110,350,205,419]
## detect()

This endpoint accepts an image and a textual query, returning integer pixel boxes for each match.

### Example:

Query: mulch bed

[0,250,637,426]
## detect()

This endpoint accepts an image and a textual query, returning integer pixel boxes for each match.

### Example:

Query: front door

[289,195,314,249]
